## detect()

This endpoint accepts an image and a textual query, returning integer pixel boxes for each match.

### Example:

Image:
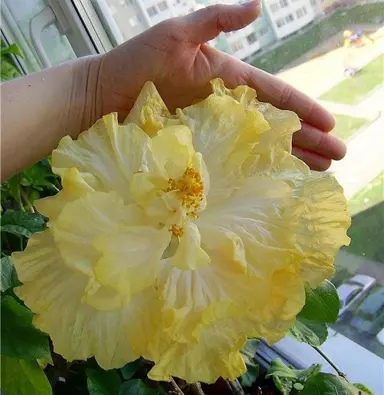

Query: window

[258,26,269,37]
[3,1,384,394]
[296,9,304,18]
[270,3,279,13]
[276,18,285,28]
[147,6,158,17]
[246,32,257,45]
[297,6,308,18]
[231,41,244,53]
[158,1,168,11]
[285,14,294,23]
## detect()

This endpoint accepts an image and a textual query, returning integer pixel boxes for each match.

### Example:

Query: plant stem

[20,188,35,213]
[190,383,206,395]
[170,378,184,395]
[312,346,348,380]
[227,379,246,395]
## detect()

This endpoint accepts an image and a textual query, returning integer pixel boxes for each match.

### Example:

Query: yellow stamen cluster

[169,224,184,237]
[167,167,204,237]
[167,167,204,212]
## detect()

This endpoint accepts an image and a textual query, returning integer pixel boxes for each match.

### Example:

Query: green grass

[348,172,384,216]
[344,173,384,263]
[250,3,384,74]
[332,114,369,141]
[320,55,384,104]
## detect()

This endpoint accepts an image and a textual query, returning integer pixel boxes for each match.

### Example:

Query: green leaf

[266,359,322,395]
[299,280,340,323]
[0,355,52,395]
[239,361,259,388]
[121,359,141,380]
[86,367,121,395]
[241,339,260,361]
[1,256,19,291]
[119,379,162,395]
[1,210,46,235]
[7,174,22,204]
[1,296,51,361]
[289,317,328,346]
[353,383,374,395]
[0,42,24,58]
[301,373,361,395]
[23,161,58,191]
[1,224,33,237]
[239,339,260,387]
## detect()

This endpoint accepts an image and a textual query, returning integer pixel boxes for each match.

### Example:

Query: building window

[270,2,279,12]
[296,8,304,18]
[158,1,168,11]
[259,26,269,36]
[285,13,294,23]
[279,0,288,8]
[231,41,244,53]
[246,32,258,44]
[147,6,158,17]
[276,18,285,28]
[297,6,308,18]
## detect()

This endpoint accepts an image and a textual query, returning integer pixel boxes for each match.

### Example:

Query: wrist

[70,55,103,136]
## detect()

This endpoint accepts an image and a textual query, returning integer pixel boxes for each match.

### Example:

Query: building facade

[101,0,323,60]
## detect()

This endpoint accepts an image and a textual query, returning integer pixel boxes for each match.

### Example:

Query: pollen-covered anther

[167,167,204,212]
[169,224,184,237]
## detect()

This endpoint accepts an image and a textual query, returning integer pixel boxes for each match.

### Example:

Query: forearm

[1,55,101,181]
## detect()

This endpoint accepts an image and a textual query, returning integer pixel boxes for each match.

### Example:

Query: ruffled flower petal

[94,226,171,297]
[53,113,152,201]
[52,191,141,276]
[13,232,161,368]
[168,222,210,270]
[124,81,173,136]
[13,78,350,384]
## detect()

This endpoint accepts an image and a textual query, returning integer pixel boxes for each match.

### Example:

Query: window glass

[1,0,76,72]
[4,0,384,388]
[246,32,257,44]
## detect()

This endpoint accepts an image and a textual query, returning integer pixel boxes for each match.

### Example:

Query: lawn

[320,55,384,104]
[250,3,384,74]
[348,172,384,216]
[332,114,369,141]
[344,173,384,263]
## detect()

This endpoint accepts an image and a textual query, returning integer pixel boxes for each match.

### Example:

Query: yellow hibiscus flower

[12,79,350,384]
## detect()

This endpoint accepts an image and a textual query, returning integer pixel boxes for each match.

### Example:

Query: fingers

[182,1,260,44]
[292,146,332,171]
[246,66,335,132]
[293,122,347,160]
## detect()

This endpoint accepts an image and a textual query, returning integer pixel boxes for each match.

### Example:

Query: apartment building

[101,0,320,60]
[263,0,315,39]
[95,0,199,43]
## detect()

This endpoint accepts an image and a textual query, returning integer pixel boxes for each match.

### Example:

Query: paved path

[329,114,384,199]
[325,85,384,199]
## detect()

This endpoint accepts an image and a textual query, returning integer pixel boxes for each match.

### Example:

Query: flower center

[166,167,204,236]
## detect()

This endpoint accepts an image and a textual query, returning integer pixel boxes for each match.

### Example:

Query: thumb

[182,1,261,44]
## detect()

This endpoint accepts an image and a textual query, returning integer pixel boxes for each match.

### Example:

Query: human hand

[91,1,346,171]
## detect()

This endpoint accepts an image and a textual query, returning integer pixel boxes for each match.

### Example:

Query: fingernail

[242,0,259,7]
